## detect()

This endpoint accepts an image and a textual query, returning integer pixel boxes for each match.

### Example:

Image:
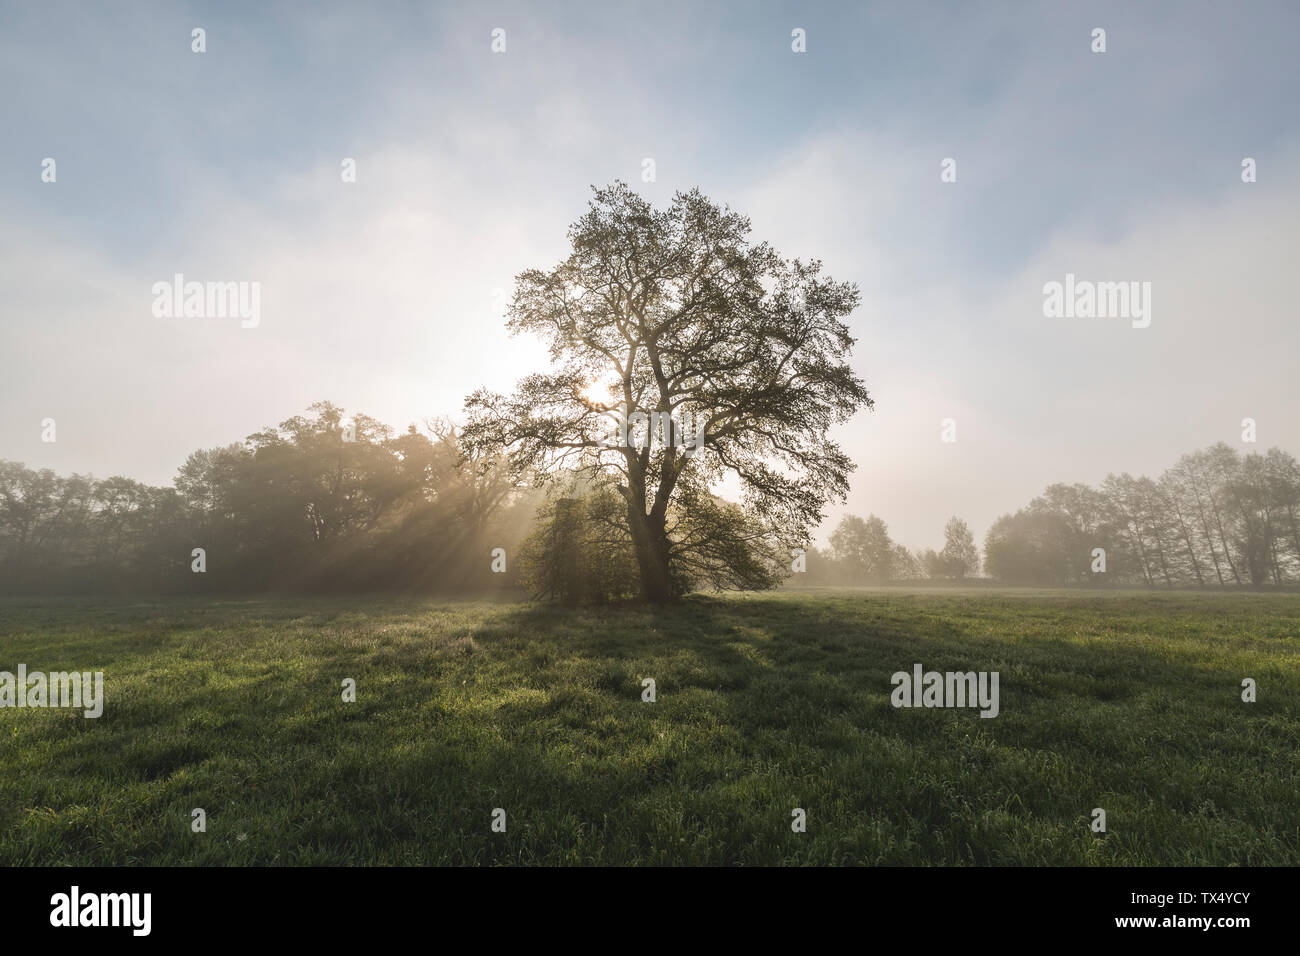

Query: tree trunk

[628,505,674,603]
[1208,495,1242,584]
[1191,494,1226,585]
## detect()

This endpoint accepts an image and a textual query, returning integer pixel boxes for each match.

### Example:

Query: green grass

[1,589,1297,865]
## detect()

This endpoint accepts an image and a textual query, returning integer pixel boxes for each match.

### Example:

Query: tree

[517,481,640,604]
[890,543,923,580]
[983,509,1080,585]
[463,182,872,602]
[1267,448,1300,580]
[917,547,946,579]
[1227,451,1282,585]
[829,513,895,582]
[940,517,980,578]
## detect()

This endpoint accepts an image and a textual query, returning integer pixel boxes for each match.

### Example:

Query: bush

[517,491,640,604]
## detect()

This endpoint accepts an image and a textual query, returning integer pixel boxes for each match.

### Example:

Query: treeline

[796,442,1300,589]
[5,418,1297,595]
[0,402,539,594]
[985,443,1300,587]
[797,514,982,586]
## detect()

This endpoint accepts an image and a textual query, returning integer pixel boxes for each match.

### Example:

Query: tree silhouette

[463,182,871,602]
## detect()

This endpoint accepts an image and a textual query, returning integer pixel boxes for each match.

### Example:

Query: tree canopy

[463,182,872,602]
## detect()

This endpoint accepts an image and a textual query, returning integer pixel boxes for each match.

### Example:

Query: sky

[2,0,1298,551]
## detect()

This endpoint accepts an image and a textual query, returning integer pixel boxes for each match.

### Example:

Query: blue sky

[3,1,1298,549]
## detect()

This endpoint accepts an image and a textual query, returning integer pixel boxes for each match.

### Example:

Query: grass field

[1,589,1297,865]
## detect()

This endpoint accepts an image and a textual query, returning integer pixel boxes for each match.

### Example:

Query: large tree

[463,183,872,602]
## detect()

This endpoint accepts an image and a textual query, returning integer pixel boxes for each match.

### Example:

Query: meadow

[1,589,1297,865]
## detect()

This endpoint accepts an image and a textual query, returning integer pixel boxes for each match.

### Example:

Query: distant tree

[1227,452,1282,585]
[917,547,949,580]
[1166,451,1233,585]
[983,510,1077,585]
[829,513,895,582]
[1268,448,1300,579]
[795,544,839,585]
[889,543,923,580]
[940,517,980,578]
[1198,444,1247,583]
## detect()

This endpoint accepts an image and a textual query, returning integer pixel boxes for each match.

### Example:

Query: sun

[577,378,615,407]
